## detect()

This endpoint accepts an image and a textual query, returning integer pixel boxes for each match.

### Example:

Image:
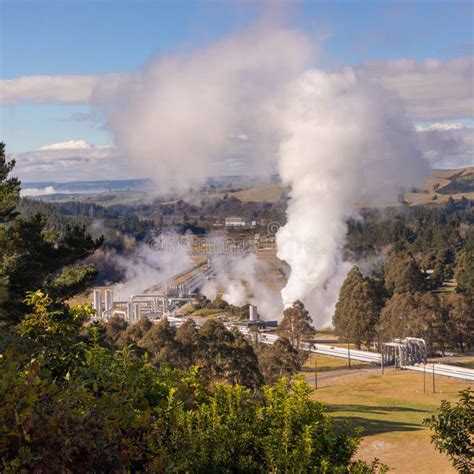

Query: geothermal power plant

[90,264,474,383]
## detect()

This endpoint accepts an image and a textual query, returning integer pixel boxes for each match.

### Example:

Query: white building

[225,217,245,227]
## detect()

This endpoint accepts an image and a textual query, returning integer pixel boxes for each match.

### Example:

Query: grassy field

[303,354,372,373]
[313,370,471,473]
[229,183,287,203]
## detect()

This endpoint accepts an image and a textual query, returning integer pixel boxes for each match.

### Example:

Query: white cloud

[1,75,99,105]
[8,141,131,182]
[0,73,128,106]
[357,57,474,121]
[416,122,474,169]
[40,139,92,150]
[20,186,57,197]
[415,122,469,132]
[1,58,472,125]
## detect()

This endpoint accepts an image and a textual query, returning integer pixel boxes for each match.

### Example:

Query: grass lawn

[303,354,373,373]
[313,370,471,473]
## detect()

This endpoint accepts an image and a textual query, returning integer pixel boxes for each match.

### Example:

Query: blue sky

[0,0,473,181]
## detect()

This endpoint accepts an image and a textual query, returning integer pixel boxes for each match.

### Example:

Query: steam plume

[102,25,311,193]
[98,23,429,326]
[276,69,428,327]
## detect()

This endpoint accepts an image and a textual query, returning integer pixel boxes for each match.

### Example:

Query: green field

[313,370,471,473]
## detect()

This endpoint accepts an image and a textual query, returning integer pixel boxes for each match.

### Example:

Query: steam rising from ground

[201,252,283,321]
[113,233,193,300]
[99,22,429,326]
[276,69,428,326]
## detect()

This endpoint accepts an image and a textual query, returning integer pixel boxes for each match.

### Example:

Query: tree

[0,143,102,327]
[0,142,20,224]
[115,315,152,352]
[379,292,445,355]
[104,315,129,348]
[0,142,20,315]
[279,300,314,354]
[333,266,385,349]
[384,253,426,295]
[196,319,263,389]
[445,293,474,353]
[139,317,180,366]
[14,290,93,377]
[258,337,301,383]
[455,249,474,295]
[174,318,199,368]
[424,388,474,474]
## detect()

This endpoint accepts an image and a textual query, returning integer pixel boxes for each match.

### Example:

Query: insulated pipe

[104,289,113,311]
[93,289,102,318]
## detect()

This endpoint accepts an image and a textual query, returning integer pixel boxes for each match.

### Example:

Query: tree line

[334,251,473,354]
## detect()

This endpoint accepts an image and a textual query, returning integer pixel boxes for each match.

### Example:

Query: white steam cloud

[100,24,312,192]
[276,68,428,326]
[201,252,283,321]
[113,233,193,300]
[97,22,429,326]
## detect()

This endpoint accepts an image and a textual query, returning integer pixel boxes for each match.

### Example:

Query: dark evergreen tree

[455,249,474,295]
[384,253,426,295]
[380,292,445,355]
[445,293,474,353]
[0,143,102,327]
[333,266,385,349]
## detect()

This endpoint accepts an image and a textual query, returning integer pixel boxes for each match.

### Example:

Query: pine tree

[380,292,445,355]
[455,249,474,296]
[384,253,426,294]
[333,266,384,349]
[445,293,474,352]
[0,143,102,327]
[0,142,20,224]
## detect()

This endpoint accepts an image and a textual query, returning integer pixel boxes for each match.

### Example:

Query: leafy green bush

[0,292,385,472]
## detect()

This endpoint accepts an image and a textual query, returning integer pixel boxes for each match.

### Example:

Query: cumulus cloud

[8,140,128,182]
[416,122,474,169]
[40,139,94,150]
[357,57,474,121]
[2,57,472,126]
[20,186,57,197]
[0,75,99,105]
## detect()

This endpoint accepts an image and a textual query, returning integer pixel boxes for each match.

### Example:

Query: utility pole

[423,362,426,393]
[314,355,318,390]
[347,341,351,368]
[432,363,436,394]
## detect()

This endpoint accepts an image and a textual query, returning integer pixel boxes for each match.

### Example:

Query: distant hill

[22,168,474,208]
[22,179,153,194]
[405,166,474,205]
[228,167,474,206]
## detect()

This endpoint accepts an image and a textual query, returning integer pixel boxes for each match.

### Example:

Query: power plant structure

[92,288,195,323]
[92,257,216,323]
[381,337,428,367]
